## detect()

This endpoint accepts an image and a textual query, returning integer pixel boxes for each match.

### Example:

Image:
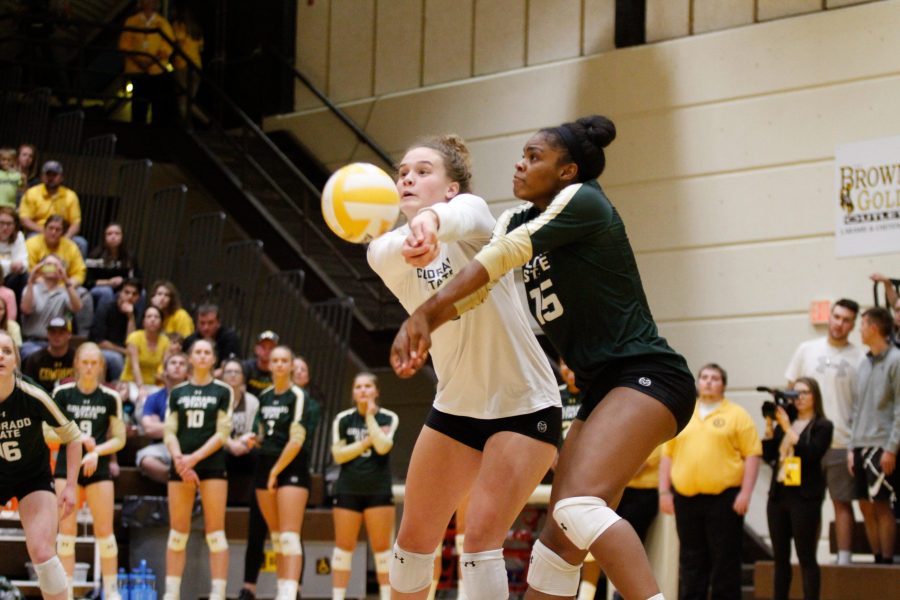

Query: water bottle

[144,572,157,600]
[130,565,144,600]
[117,568,129,600]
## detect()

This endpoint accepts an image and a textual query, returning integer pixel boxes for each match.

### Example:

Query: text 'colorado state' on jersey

[168,379,233,456]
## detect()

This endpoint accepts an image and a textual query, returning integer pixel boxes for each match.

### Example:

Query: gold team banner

[835,135,900,257]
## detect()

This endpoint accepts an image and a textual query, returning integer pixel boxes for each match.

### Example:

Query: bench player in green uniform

[163,339,233,600]
[52,342,125,600]
[392,115,696,600]
[330,372,399,600]
[246,346,319,600]
[0,330,82,600]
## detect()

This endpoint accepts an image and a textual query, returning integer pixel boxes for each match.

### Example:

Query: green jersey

[332,407,398,496]
[501,180,691,390]
[255,384,319,457]
[53,382,122,477]
[168,379,233,469]
[0,375,79,481]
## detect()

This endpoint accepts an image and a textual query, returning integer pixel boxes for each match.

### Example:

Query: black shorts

[254,453,311,490]
[333,493,394,512]
[0,468,55,505]
[853,447,899,503]
[55,456,111,487]
[576,355,696,434]
[425,405,561,452]
[169,465,228,481]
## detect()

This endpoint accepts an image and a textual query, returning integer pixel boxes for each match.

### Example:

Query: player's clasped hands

[174,453,200,485]
[401,211,440,267]
[390,312,432,378]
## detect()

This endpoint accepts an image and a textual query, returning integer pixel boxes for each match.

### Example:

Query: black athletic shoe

[236,588,256,600]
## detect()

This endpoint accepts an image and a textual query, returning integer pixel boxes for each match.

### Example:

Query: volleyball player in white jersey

[368,135,561,600]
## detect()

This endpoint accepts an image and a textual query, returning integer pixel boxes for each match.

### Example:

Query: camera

[757,386,798,421]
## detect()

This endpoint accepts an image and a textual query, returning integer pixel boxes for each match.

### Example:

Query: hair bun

[578,115,616,149]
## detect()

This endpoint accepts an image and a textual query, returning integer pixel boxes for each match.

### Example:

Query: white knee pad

[35,556,68,595]
[206,530,228,553]
[526,540,581,597]
[279,532,302,556]
[389,543,436,594]
[460,549,508,600]
[57,534,76,557]
[552,496,622,550]
[98,534,118,559]
[270,531,282,554]
[332,547,353,571]
[375,550,391,575]
[167,529,189,552]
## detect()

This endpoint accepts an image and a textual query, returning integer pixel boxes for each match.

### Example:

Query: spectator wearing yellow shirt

[659,363,762,600]
[119,0,176,125]
[171,4,203,121]
[19,161,87,256]
[148,280,194,337]
[122,304,170,403]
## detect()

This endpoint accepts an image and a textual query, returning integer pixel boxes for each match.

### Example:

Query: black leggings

[243,492,269,585]
[766,495,822,600]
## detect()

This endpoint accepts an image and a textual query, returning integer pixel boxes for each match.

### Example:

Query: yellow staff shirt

[19,184,81,227]
[25,235,86,285]
[628,446,662,490]
[119,12,174,75]
[663,399,762,496]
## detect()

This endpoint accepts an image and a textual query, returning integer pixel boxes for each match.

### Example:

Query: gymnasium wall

[267,0,899,549]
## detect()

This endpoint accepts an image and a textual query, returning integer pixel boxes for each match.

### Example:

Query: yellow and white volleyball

[321,163,400,244]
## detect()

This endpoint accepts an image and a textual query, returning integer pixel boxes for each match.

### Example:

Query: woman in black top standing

[763,377,833,600]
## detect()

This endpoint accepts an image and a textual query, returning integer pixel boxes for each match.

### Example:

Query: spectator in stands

[784,298,864,564]
[221,357,259,471]
[21,254,82,360]
[90,278,141,382]
[0,147,22,209]
[23,317,76,393]
[26,215,92,334]
[121,304,169,402]
[85,222,140,316]
[659,363,762,600]
[149,279,194,337]
[871,273,900,348]
[119,0,176,126]
[0,207,29,301]
[243,330,277,397]
[19,161,87,256]
[850,307,900,564]
[171,2,203,121]
[135,352,188,484]
[0,296,22,347]
[763,377,833,600]
[183,303,241,371]
[0,266,16,323]
[16,143,39,191]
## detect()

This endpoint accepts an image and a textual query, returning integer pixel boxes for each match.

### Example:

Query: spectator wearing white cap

[23,317,76,393]
[242,330,278,397]
[19,161,88,256]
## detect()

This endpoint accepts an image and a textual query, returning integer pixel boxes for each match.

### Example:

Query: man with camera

[849,306,900,565]
[785,298,864,564]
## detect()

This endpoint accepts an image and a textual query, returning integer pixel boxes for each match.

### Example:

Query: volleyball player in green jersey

[0,330,82,600]
[52,343,125,600]
[163,339,233,600]
[392,115,696,600]
[246,346,319,600]
[330,372,399,600]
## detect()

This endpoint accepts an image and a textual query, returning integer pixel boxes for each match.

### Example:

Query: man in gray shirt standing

[850,307,900,564]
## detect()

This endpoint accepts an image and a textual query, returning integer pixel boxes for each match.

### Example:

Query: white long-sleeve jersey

[368,193,560,419]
